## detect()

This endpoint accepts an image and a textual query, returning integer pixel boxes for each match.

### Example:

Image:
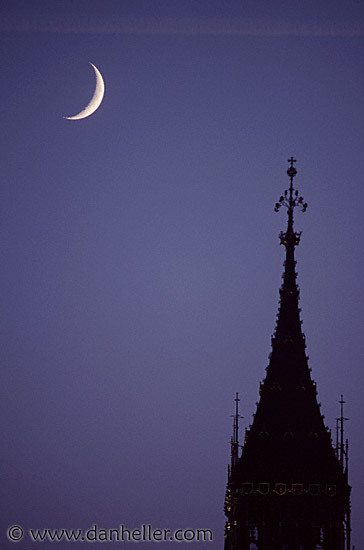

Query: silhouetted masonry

[224,159,351,550]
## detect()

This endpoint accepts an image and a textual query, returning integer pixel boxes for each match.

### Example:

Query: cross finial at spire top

[287,156,297,182]
[274,158,308,249]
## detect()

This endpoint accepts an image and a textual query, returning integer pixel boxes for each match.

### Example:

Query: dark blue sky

[1,1,364,548]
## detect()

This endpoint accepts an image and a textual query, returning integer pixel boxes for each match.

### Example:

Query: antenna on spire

[274,158,308,249]
[230,392,243,470]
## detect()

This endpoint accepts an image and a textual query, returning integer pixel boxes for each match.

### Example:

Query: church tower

[224,159,351,549]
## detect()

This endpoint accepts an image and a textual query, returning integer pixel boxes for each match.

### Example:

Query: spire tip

[274,158,308,248]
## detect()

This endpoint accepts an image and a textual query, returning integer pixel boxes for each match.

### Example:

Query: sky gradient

[1,1,364,548]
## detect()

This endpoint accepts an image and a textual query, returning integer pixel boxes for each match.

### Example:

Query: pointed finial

[287,156,297,182]
[338,394,349,471]
[230,392,243,470]
[274,158,308,248]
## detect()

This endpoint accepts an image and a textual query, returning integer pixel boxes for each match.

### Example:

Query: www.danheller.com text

[7,524,214,543]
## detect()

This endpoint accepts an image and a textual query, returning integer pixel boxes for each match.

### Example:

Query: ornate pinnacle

[230,392,243,470]
[274,158,308,248]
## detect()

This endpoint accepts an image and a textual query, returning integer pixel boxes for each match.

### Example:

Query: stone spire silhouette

[224,159,351,550]
[273,156,307,348]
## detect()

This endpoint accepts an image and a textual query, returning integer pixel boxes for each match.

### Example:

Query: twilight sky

[1,1,364,548]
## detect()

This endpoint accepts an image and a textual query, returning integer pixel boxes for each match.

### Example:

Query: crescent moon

[64,63,105,120]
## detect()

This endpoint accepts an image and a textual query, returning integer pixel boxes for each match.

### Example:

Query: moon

[64,63,105,120]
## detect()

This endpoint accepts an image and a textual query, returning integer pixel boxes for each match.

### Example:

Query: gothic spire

[273,158,307,346]
[224,159,351,550]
